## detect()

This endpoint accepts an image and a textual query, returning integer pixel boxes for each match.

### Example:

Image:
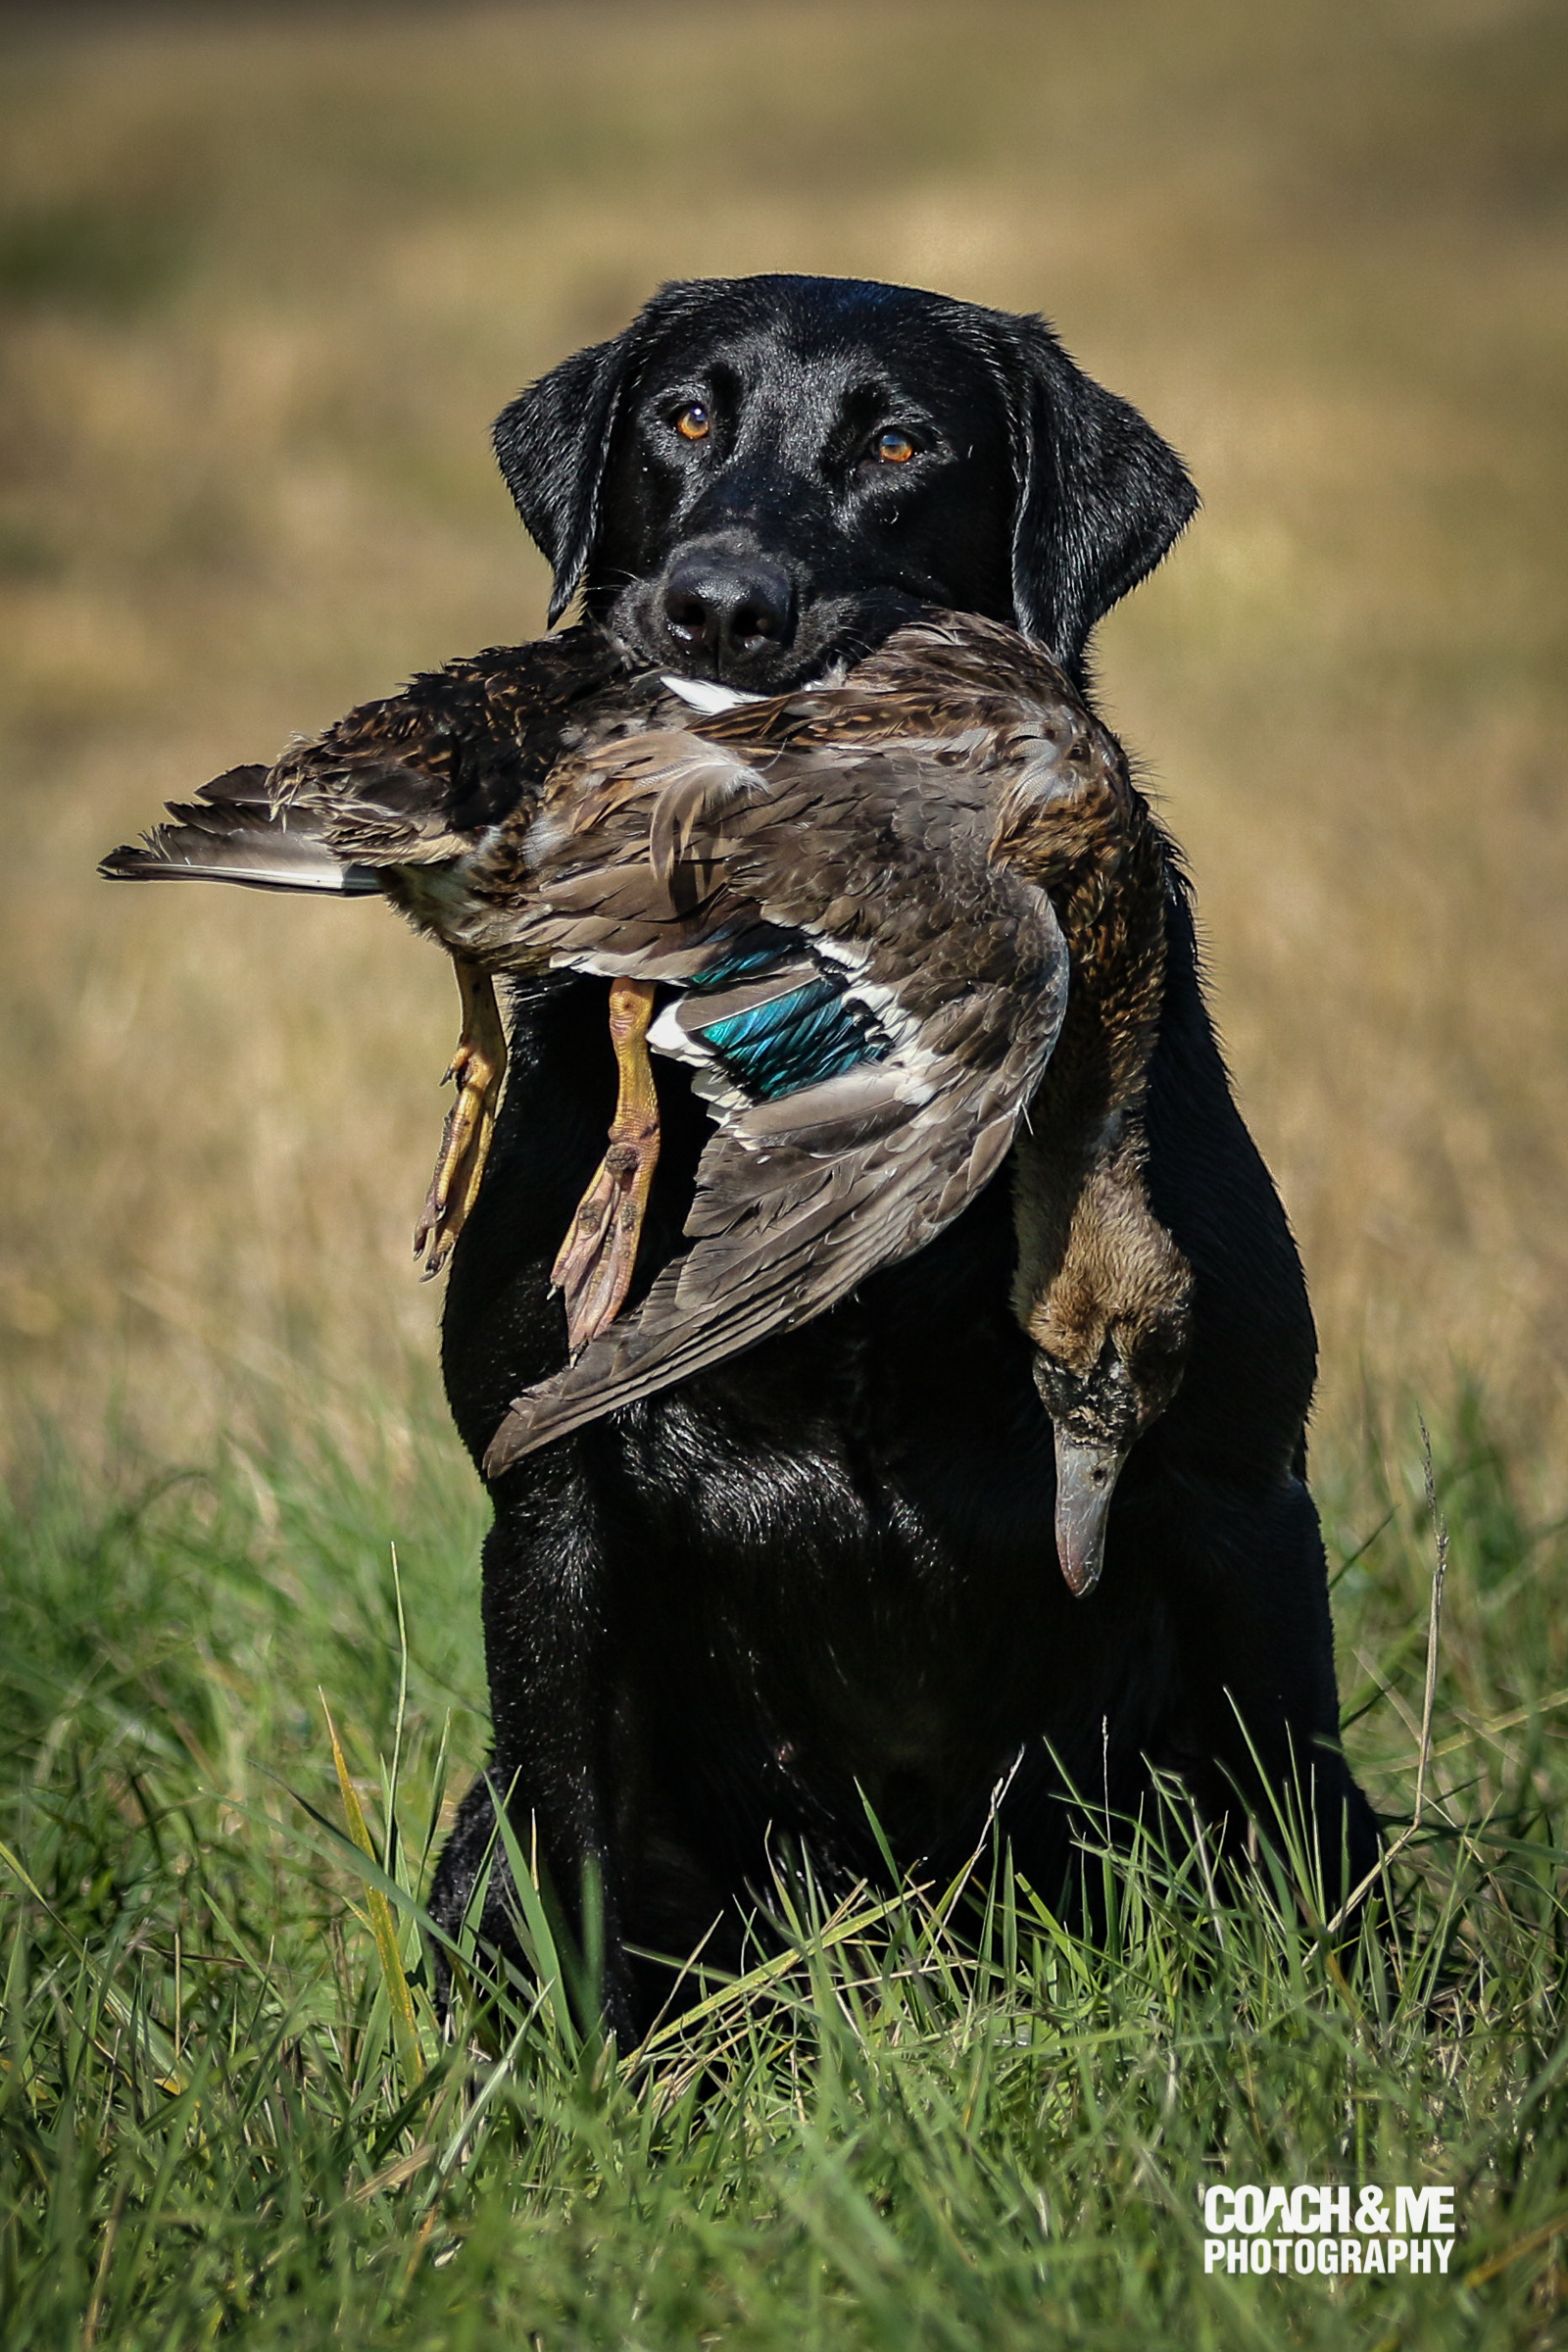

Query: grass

[4,1396,1568,2346]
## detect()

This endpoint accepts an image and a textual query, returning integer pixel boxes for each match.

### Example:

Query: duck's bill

[1053,1431,1128,1597]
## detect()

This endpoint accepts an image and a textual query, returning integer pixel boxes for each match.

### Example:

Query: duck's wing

[483,732,1072,1475]
[314,629,654,866]
[98,766,384,894]
[100,625,639,893]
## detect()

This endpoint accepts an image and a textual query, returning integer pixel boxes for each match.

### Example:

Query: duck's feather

[99,770,383,894]
[481,696,1076,1470]
[100,625,643,894]
[483,963,1061,1472]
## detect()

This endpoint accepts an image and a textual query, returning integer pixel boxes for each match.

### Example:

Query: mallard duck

[101,612,1190,1590]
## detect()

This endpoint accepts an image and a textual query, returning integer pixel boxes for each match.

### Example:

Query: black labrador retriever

[430,273,1378,2034]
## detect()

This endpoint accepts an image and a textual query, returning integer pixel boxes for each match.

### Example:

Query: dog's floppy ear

[493,328,637,626]
[999,318,1199,675]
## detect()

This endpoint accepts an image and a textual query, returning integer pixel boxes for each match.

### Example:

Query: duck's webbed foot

[416,956,509,1278]
[551,976,662,1352]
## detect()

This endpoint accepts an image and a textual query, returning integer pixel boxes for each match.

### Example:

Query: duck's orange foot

[551,976,661,1351]
[415,957,509,1279]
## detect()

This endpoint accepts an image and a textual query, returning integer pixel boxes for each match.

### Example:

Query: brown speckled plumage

[102,612,1190,1563]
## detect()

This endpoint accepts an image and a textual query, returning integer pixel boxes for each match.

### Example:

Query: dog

[429,274,1379,2034]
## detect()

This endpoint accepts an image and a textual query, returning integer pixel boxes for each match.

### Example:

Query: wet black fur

[431,275,1379,2034]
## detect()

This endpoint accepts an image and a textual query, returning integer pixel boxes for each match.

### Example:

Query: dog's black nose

[661,556,795,663]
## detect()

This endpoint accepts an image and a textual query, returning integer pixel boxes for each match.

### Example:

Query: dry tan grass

[2,0,1564,1475]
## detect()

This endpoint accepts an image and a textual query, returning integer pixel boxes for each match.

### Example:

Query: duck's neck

[1010,846,1168,1332]
[1011,1087,1153,1342]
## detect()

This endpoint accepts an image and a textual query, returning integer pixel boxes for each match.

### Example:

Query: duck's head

[1025,1201,1192,1598]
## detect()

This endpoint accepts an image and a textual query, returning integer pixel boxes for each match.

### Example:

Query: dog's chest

[600,1267,1127,1765]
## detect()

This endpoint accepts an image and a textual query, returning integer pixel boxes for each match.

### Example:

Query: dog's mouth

[601,556,926,694]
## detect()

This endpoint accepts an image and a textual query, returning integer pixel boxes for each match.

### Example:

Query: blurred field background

[1,0,1565,1485]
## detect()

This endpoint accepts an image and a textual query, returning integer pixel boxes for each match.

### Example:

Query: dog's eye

[871,429,915,465]
[675,403,711,442]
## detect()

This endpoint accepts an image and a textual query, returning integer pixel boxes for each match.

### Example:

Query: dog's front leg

[1159,1472,1382,1926]
[428,1446,639,2044]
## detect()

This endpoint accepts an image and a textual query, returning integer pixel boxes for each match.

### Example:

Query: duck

[101,611,1190,1591]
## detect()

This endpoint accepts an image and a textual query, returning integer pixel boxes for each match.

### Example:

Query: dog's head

[494,274,1197,692]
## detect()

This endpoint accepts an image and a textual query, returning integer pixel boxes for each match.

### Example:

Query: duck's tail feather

[100,768,380,896]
